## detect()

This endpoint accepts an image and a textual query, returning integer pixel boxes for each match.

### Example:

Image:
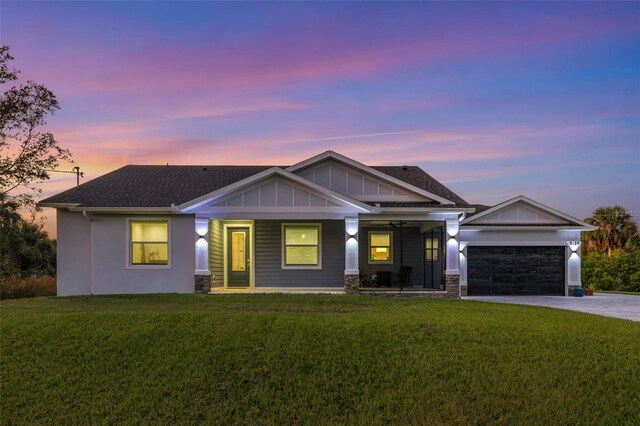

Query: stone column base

[344,274,360,294]
[460,285,468,297]
[445,274,460,299]
[195,275,211,294]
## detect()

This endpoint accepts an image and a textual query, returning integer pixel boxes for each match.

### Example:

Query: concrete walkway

[464,293,640,322]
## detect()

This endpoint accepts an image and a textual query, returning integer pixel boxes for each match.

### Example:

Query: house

[38,151,594,297]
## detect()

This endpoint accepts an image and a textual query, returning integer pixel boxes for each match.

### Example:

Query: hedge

[582,250,640,292]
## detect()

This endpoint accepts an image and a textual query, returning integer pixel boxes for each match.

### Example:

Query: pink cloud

[17,7,639,98]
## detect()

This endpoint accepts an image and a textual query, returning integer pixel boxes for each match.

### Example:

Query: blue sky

[2,1,639,234]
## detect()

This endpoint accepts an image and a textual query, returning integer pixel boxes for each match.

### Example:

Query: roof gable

[462,196,593,228]
[287,151,455,205]
[211,177,342,208]
[294,159,427,203]
[179,167,371,215]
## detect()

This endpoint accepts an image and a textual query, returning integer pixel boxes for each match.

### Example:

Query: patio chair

[393,266,412,287]
[359,273,373,288]
[376,271,392,287]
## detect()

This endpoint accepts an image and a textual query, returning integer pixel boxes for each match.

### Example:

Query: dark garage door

[467,246,565,296]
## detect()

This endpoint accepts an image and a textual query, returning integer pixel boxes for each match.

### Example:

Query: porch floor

[209,287,345,295]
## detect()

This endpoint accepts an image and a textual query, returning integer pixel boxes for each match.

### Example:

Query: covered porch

[192,214,463,298]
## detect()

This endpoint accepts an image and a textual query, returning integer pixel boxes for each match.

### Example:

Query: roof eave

[461,225,595,231]
[36,202,81,209]
[372,207,476,214]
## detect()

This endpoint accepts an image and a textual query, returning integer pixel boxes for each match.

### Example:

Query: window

[282,224,321,268]
[129,220,169,266]
[369,231,392,263]
[426,237,439,262]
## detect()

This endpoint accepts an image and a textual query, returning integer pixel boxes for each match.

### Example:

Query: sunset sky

[2,2,639,237]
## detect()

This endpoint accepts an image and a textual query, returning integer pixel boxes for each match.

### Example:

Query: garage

[467,246,565,296]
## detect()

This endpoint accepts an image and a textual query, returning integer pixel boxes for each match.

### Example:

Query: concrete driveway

[464,293,640,322]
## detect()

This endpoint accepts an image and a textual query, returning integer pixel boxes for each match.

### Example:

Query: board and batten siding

[209,219,224,287]
[254,220,344,287]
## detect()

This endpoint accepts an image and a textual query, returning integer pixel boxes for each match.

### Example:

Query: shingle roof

[372,166,468,206]
[40,165,272,207]
[40,164,469,208]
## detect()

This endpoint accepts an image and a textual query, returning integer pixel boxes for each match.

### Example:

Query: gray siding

[359,227,424,286]
[209,219,224,287]
[255,220,344,287]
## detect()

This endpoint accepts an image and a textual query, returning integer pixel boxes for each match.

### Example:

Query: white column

[445,218,460,274]
[195,219,210,275]
[344,217,359,275]
[459,242,468,285]
[567,241,582,286]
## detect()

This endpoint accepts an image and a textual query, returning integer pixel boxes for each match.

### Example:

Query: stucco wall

[89,214,195,294]
[57,210,92,296]
[57,212,195,295]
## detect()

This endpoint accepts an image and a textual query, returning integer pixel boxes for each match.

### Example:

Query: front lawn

[597,290,640,296]
[2,295,639,424]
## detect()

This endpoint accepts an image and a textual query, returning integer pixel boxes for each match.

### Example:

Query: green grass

[2,295,639,425]
[597,290,640,296]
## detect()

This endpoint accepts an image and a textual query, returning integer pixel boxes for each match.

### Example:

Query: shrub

[582,250,640,292]
[0,277,56,300]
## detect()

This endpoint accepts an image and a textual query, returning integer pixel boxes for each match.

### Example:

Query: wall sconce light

[198,235,205,240]
[446,221,459,238]
[568,241,581,253]
[347,233,357,241]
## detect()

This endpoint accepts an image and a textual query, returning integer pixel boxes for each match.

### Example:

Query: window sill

[282,265,322,270]
[126,264,172,270]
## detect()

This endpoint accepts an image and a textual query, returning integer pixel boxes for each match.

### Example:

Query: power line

[45,166,83,189]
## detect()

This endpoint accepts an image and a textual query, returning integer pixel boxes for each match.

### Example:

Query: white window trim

[281,223,322,270]
[368,230,393,264]
[126,217,172,269]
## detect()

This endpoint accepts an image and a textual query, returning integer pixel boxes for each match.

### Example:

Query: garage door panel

[491,275,515,284]
[516,266,538,274]
[492,258,516,267]
[492,266,516,274]
[467,246,564,296]
[517,286,541,295]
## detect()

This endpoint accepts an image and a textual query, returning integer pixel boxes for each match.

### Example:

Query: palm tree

[584,206,638,256]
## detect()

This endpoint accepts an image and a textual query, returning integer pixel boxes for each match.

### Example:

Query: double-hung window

[369,231,392,263]
[129,220,169,267]
[282,224,321,269]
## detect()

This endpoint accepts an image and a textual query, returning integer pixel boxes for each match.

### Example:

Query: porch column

[445,218,461,298]
[567,240,582,296]
[194,219,211,294]
[459,242,468,297]
[344,216,359,294]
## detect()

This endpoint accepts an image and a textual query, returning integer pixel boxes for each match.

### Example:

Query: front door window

[227,227,250,287]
